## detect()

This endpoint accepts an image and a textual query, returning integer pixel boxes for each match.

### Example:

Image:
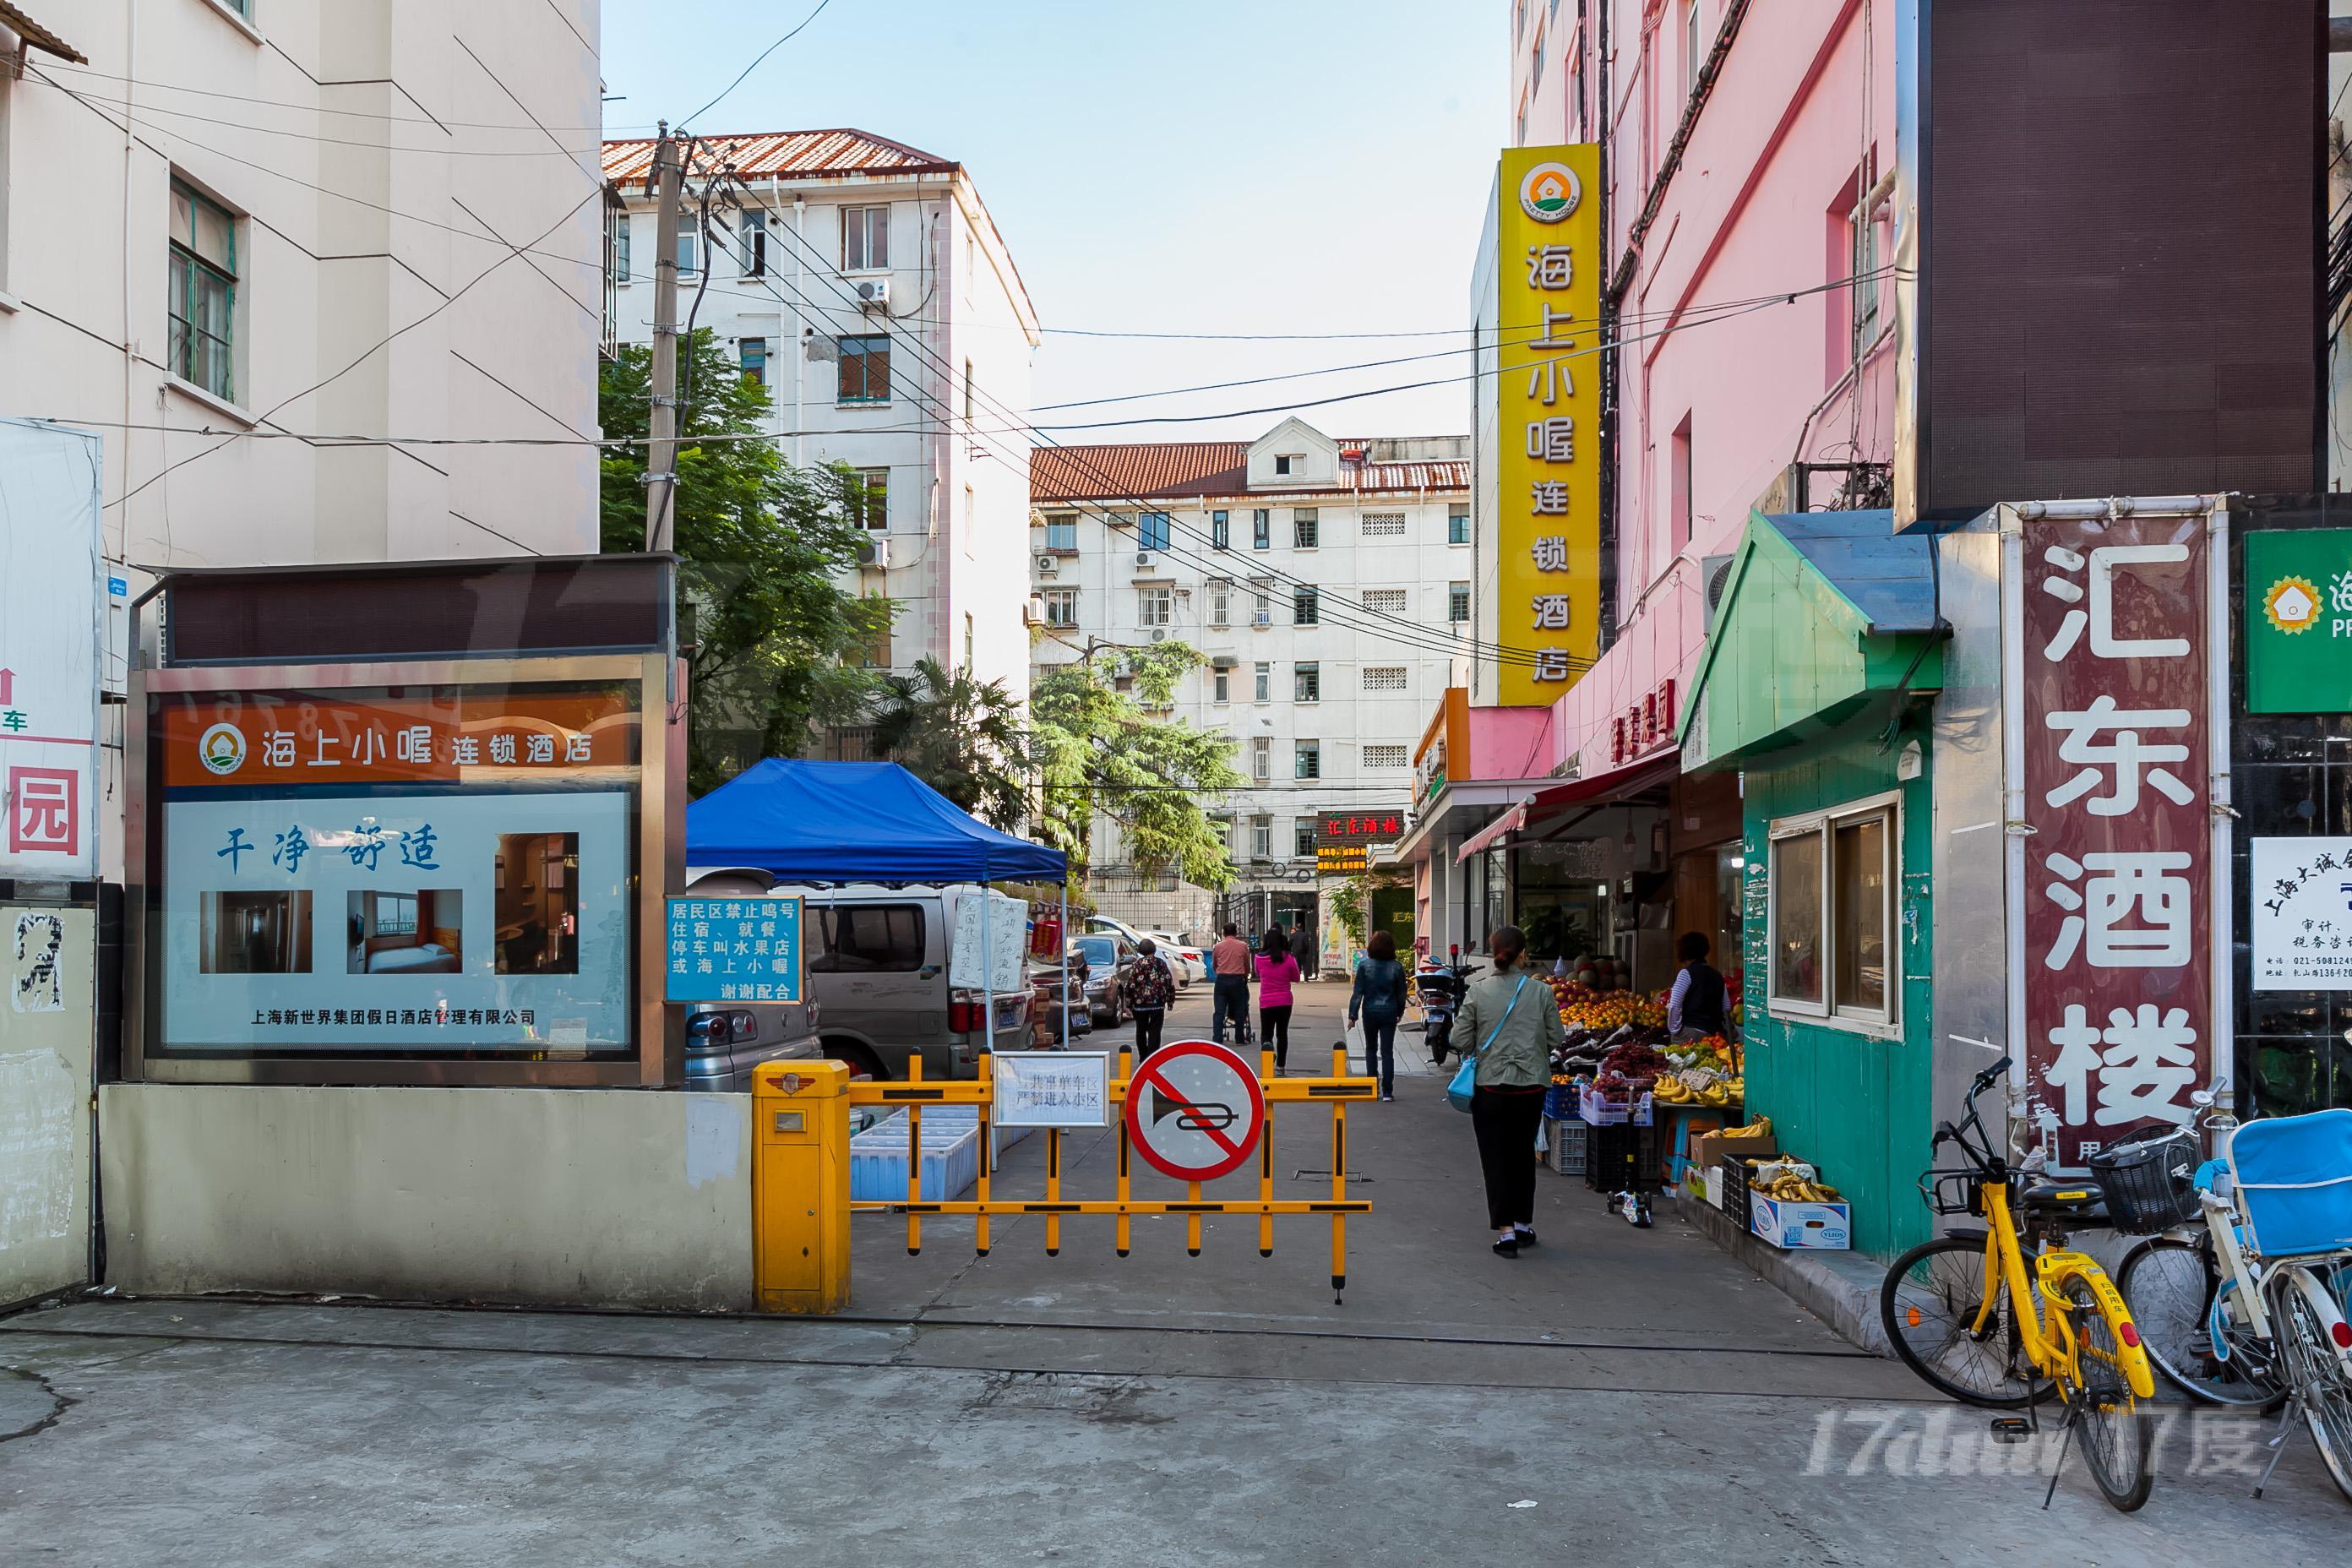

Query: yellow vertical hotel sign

[1495,144,1602,708]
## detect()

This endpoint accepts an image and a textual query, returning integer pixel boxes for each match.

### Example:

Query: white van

[686,872,1034,1080]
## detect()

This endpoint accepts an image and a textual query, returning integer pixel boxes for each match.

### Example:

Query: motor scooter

[1415,950,1482,1064]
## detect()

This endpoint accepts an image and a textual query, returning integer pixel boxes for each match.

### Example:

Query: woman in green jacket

[1451,925,1566,1256]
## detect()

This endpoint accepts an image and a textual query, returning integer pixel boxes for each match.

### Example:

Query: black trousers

[1211,977,1250,1043]
[1470,1087,1546,1231]
[1132,1006,1165,1059]
[1259,1004,1293,1067]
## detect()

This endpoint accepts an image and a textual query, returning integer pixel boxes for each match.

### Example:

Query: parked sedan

[1027,960,1092,1044]
[1142,932,1206,986]
[1070,934,1137,1026]
[683,998,825,1091]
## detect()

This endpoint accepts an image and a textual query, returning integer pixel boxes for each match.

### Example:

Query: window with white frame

[1448,582,1472,623]
[1362,588,1407,615]
[843,204,889,270]
[169,179,239,401]
[1208,580,1233,626]
[738,209,767,276]
[1213,669,1230,703]
[1364,744,1409,770]
[1252,818,1274,860]
[1253,662,1271,701]
[1361,511,1406,537]
[855,468,889,530]
[1041,588,1078,627]
[1137,586,1173,627]
[1767,793,1897,1027]
[1043,514,1077,550]
[1250,582,1273,624]
[1362,666,1408,693]
[1251,736,1271,781]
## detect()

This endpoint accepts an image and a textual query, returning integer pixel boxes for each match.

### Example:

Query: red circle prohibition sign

[1124,1039,1266,1182]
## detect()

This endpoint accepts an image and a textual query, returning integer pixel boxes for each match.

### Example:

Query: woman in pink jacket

[1254,927,1302,1072]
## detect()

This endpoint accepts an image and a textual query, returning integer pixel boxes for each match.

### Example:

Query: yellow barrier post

[1114,1047,1133,1258]
[752,1059,852,1315]
[1258,1043,1277,1258]
[1331,1042,1348,1304]
[975,1053,993,1258]
[905,1055,923,1256]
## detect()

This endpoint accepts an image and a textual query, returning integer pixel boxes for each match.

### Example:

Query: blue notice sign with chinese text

[665,894,803,1004]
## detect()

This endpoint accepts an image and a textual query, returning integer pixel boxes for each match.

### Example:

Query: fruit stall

[1537,968,1740,1195]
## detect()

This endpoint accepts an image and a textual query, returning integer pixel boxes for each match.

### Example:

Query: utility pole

[643,124,684,552]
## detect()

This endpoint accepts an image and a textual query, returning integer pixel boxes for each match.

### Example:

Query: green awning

[1679,509,1945,770]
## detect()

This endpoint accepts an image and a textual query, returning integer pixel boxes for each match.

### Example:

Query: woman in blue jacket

[1348,929,1412,1101]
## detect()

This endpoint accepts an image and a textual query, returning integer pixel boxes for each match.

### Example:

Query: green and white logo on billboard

[2246,528,2352,714]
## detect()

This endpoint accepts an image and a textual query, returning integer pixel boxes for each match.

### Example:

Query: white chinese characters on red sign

[2017,519,2212,1166]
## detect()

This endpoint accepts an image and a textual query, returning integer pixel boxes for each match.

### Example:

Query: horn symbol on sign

[1151,1089,1237,1133]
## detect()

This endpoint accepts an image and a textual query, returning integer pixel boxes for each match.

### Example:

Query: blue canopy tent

[686,760,1070,1042]
[687,759,1064,884]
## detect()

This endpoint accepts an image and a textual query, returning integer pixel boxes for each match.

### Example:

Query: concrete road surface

[6,979,2348,1564]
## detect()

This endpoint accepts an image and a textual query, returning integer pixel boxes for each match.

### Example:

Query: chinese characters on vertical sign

[2016,515,2216,1165]
[1495,145,1603,707]
[0,422,103,879]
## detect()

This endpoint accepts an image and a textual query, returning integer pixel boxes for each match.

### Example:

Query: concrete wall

[101,1085,753,1311]
[1,906,95,1307]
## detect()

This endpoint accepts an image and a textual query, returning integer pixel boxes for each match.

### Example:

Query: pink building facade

[1525,0,1897,781]
[1395,3,1900,961]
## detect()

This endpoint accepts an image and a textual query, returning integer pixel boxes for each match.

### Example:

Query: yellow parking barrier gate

[753,1045,1374,1313]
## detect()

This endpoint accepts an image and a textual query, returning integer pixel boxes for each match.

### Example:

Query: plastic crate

[850,1120,980,1201]
[1718,1153,1756,1232]
[1544,1116,1587,1175]
[1545,1083,1581,1119]
[1583,1120,1661,1193]
[1579,1086,1655,1126]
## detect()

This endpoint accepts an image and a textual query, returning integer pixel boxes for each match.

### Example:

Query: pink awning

[1454,753,1680,863]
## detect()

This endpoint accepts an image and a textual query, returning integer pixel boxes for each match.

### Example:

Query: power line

[678,0,837,128]
[27,69,603,270]
[35,62,644,132]
[740,205,1600,675]
[47,93,603,158]
[726,237,1580,675]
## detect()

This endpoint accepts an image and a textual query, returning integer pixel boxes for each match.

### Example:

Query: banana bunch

[1759,1174,1842,1203]
[1716,1115,1772,1141]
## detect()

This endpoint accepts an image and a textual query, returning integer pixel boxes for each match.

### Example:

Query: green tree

[600,329,894,794]
[868,656,1028,829]
[1031,643,1244,890]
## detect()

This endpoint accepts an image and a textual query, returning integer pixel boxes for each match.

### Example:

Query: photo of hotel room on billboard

[150,681,640,1062]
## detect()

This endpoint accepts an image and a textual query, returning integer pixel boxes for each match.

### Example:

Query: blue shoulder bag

[1447,974,1530,1113]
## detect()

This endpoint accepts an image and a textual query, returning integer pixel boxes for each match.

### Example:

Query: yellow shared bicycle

[1880,1056,2159,1512]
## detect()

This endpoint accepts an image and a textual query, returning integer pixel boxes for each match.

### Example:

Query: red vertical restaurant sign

[2010,510,2219,1168]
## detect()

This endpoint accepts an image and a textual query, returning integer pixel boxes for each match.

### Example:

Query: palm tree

[867,656,1028,829]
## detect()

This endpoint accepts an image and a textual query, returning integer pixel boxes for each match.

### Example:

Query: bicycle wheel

[2276,1277,2352,1505]
[2117,1236,2285,1408]
[2061,1278,2154,1513]
[1882,1235,2055,1408]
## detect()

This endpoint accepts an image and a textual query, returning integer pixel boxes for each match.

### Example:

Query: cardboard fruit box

[1750,1190,1853,1250]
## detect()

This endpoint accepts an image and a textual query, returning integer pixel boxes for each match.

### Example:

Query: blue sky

[602,0,1507,441]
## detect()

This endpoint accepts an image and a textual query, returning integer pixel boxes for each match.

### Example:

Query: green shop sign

[2247,528,2352,714]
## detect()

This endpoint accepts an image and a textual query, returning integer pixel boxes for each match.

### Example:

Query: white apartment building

[1031,418,1471,955]
[601,129,1042,716]
[0,1,605,564]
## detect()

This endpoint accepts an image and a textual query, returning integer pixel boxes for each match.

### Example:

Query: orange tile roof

[1032,444,1467,503]
[602,129,959,188]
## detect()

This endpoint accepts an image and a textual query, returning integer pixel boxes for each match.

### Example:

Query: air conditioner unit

[855,278,890,308]
[1135,552,1153,568]
[1036,553,1059,575]
[855,537,890,569]
[1149,629,1168,642]
[1701,553,1735,631]
[1024,596,1048,627]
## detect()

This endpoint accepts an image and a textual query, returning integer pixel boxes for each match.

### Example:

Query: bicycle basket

[2231,1108,2352,1260]
[2086,1124,2201,1234]
[1919,1170,1981,1217]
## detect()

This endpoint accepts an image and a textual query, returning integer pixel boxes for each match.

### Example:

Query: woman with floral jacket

[1126,939,1178,1062]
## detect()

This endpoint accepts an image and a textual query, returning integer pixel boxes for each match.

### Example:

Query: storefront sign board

[2246,528,2352,714]
[2005,509,2227,1166]
[2250,836,2352,990]
[1494,144,1603,706]
[0,422,102,879]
